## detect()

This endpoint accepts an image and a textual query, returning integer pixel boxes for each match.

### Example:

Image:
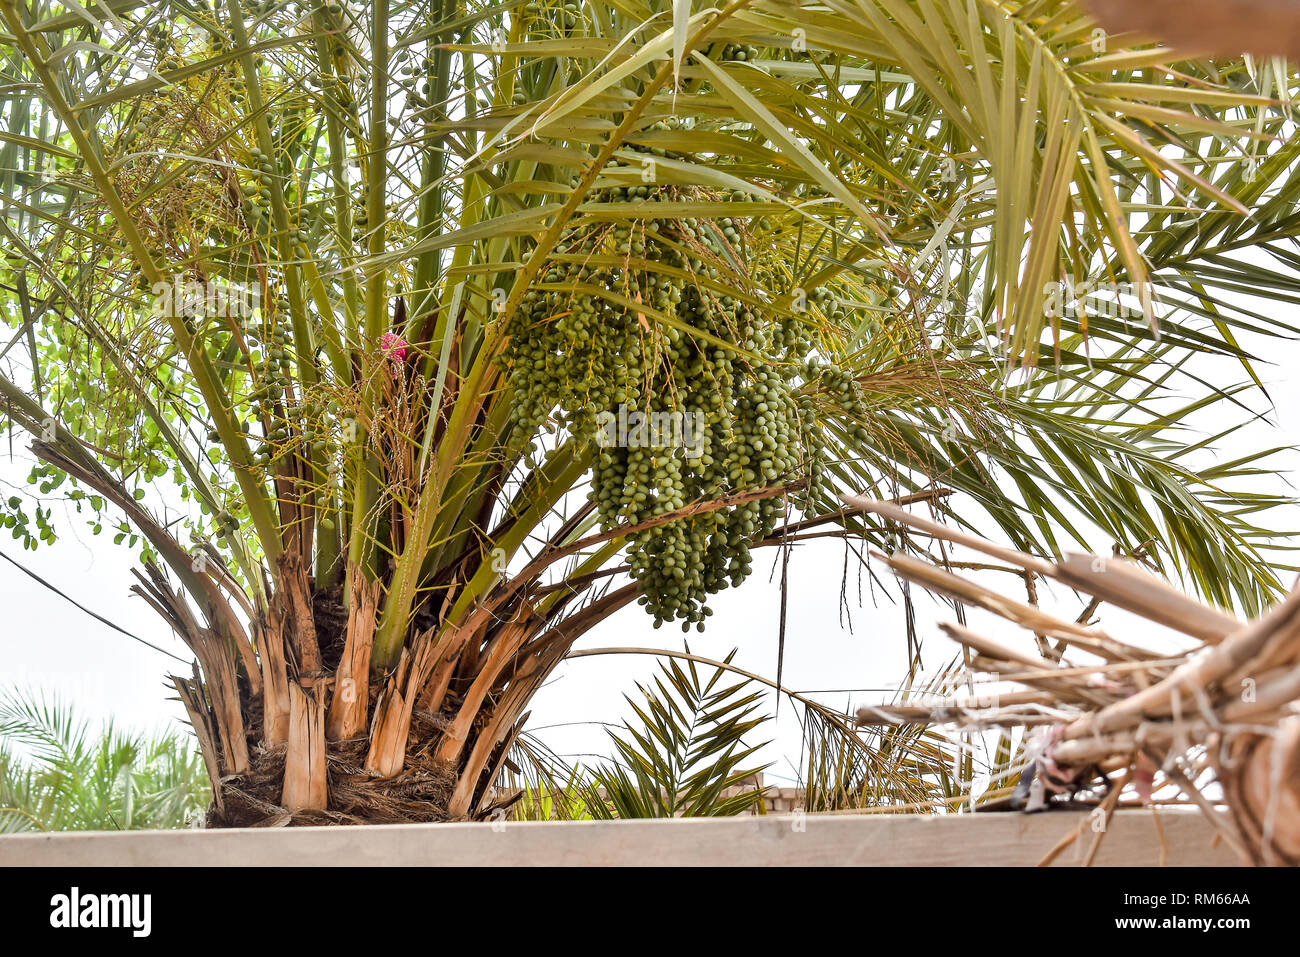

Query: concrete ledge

[0,809,1238,866]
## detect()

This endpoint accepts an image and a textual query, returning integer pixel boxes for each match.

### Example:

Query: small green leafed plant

[0,690,210,833]
[580,650,770,819]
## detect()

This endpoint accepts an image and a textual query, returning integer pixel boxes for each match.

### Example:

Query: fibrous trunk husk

[365,630,436,778]
[274,550,321,675]
[136,564,250,774]
[259,614,291,748]
[282,681,328,811]
[326,570,380,741]
[171,665,224,814]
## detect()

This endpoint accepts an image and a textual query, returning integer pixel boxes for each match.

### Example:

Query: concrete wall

[0,809,1238,866]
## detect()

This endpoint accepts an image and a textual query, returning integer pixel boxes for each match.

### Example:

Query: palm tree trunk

[171,554,636,825]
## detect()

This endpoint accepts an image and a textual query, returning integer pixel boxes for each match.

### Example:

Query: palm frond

[0,688,209,831]
[580,648,772,818]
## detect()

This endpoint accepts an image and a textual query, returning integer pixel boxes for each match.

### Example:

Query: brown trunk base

[213,671,460,826]
[184,568,624,827]
[206,732,457,827]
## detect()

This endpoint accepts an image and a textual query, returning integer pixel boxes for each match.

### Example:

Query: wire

[0,548,190,664]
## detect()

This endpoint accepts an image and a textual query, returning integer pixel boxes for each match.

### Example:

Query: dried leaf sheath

[282,682,328,812]
[326,571,380,742]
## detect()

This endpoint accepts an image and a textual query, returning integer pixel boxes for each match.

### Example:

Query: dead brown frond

[845,495,1300,866]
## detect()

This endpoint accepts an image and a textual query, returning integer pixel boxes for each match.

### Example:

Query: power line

[0,548,190,664]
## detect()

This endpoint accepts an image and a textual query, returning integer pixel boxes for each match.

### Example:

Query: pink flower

[379,331,408,378]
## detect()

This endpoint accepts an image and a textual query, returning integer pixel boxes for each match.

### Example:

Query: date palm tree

[0,0,1295,824]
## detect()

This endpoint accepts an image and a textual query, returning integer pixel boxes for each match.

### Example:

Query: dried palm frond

[845,495,1300,866]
